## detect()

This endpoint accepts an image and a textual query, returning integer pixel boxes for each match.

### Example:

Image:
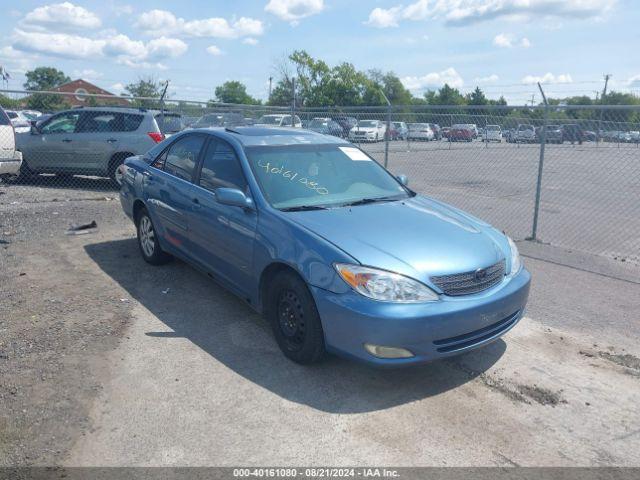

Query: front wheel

[136,208,172,265]
[267,271,325,364]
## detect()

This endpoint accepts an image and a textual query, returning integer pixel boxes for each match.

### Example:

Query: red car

[448,124,473,142]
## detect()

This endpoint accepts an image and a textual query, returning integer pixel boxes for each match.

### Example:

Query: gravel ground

[0,179,639,467]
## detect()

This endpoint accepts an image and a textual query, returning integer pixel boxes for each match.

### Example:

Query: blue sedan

[119,127,530,366]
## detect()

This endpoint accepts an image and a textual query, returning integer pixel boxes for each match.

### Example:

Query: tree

[424,84,466,106]
[23,67,71,111]
[125,77,164,107]
[24,67,70,91]
[213,81,260,105]
[0,94,22,109]
[467,87,488,106]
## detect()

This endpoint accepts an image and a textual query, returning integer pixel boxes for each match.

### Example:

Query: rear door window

[163,134,205,182]
[76,112,119,133]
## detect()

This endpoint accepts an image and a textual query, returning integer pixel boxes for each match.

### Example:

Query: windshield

[519,125,534,131]
[245,144,409,209]
[357,120,378,128]
[408,123,427,130]
[6,111,18,119]
[194,115,224,127]
[486,125,500,131]
[258,115,283,125]
[309,119,329,128]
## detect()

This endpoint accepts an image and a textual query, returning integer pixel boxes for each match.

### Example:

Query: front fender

[253,209,355,302]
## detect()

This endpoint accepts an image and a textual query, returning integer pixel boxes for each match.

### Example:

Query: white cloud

[206,45,224,56]
[136,9,264,38]
[22,2,101,31]
[366,0,616,28]
[625,74,640,88]
[401,67,464,93]
[145,37,188,60]
[265,0,324,22]
[474,74,499,84]
[12,29,104,59]
[72,69,102,80]
[110,82,126,94]
[366,6,404,28]
[493,33,532,48]
[242,37,259,45]
[522,73,573,84]
[493,33,513,48]
[11,29,187,67]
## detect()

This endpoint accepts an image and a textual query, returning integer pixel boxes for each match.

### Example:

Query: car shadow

[9,173,117,192]
[84,238,507,414]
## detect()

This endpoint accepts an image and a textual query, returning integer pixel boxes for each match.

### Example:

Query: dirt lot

[1,180,639,467]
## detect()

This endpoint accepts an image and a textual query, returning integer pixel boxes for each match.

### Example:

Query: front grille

[431,260,505,296]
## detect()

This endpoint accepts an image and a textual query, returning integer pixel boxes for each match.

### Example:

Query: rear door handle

[106,138,118,143]
[191,197,201,209]
[62,138,72,143]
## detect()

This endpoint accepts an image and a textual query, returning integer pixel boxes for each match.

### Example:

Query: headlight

[334,263,438,303]
[507,236,522,275]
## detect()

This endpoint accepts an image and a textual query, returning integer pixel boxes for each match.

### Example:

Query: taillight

[148,132,165,143]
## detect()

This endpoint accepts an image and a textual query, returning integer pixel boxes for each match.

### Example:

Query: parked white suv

[255,114,302,128]
[0,107,23,180]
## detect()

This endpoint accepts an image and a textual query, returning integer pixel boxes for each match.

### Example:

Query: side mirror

[396,174,409,186]
[30,124,40,135]
[215,187,254,209]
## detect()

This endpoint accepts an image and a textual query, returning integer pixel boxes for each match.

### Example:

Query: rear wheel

[266,271,325,364]
[136,208,172,265]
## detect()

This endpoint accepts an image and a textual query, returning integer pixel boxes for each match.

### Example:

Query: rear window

[0,109,10,126]
[122,114,144,132]
[156,114,184,133]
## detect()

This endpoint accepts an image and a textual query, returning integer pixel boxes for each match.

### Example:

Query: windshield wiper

[279,205,329,212]
[341,196,401,207]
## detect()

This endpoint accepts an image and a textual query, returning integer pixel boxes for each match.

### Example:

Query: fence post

[530,82,548,241]
[291,78,296,127]
[380,90,391,168]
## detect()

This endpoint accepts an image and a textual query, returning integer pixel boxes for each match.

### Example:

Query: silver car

[16,107,164,181]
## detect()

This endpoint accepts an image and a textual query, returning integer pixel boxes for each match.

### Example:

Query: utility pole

[530,93,536,107]
[597,74,611,143]
[268,76,272,99]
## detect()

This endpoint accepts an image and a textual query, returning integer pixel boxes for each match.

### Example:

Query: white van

[0,107,23,179]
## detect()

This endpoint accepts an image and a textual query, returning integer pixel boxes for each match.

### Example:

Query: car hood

[285,195,507,283]
[351,127,378,133]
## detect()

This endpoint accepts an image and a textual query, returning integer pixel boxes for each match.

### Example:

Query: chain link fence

[1,89,639,265]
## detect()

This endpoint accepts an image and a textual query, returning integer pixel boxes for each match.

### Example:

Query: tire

[136,208,173,265]
[266,271,325,364]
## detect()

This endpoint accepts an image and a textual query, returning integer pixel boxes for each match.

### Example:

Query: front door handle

[106,138,118,143]
[62,138,72,143]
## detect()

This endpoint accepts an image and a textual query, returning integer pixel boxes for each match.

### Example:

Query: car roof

[192,126,350,146]
[67,106,151,115]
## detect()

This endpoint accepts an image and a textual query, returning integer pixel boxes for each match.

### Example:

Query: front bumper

[0,151,23,175]
[311,268,531,367]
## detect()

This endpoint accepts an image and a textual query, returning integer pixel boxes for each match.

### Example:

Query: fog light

[364,343,414,359]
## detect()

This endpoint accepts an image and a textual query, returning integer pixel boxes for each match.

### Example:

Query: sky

[0,0,639,105]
